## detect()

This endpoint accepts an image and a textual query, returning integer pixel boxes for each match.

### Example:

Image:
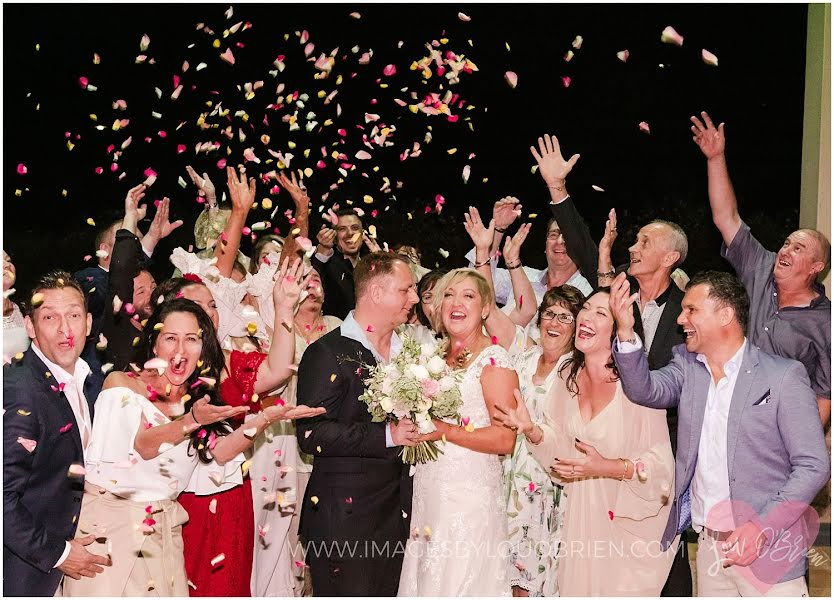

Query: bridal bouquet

[359,334,463,464]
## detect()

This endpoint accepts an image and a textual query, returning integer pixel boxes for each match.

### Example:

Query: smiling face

[153,311,204,386]
[545,221,575,269]
[574,291,614,355]
[3,251,16,291]
[773,229,826,286]
[25,287,91,372]
[336,214,363,257]
[179,283,219,330]
[628,223,679,278]
[440,275,490,339]
[133,271,157,318]
[301,270,325,307]
[538,301,576,357]
[677,283,731,355]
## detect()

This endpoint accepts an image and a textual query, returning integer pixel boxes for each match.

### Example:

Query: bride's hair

[559,287,644,394]
[429,268,493,335]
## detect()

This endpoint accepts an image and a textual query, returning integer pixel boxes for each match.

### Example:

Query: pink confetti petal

[59,423,73,433]
[638,121,651,134]
[660,26,684,47]
[78,76,89,89]
[16,163,27,176]
[562,76,571,88]
[17,437,36,453]
[383,64,397,76]
[220,48,236,65]
[701,49,718,67]
[608,510,615,520]
[458,12,471,22]
[296,236,313,252]
[504,71,518,89]
[617,49,629,63]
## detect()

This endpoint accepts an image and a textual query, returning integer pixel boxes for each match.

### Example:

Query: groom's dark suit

[296,328,412,596]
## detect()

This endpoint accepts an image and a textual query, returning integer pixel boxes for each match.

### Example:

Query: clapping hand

[463,206,495,253]
[530,134,580,186]
[691,111,725,160]
[122,183,148,234]
[502,223,531,266]
[608,272,639,341]
[145,198,184,243]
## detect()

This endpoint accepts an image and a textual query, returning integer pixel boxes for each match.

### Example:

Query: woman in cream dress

[496,289,676,596]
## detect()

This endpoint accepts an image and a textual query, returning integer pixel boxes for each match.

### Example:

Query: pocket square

[753,390,771,406]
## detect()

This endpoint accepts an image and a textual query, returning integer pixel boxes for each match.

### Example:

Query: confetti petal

[701,48,718,67]
[617,49,630,63]
[660,26,684,47]
[458,12,471,22]
[504,71,518,89]
[220,48,236,65]
[17,437,36,453]
[638,121,651,134]
[16,163,27,176]
[210,553,225,567]
[592,185,606,192]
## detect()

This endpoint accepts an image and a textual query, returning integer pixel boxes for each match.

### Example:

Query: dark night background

[3,3,810,298]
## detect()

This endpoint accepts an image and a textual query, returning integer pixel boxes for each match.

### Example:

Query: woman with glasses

[465,207,584,596]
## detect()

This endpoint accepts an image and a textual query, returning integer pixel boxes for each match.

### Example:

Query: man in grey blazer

[609,270,829,596]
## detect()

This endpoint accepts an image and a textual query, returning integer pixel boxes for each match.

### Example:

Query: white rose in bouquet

[426,355,446,375]
[420,342,436,358]
[381,377,394,396]
[439,375,455,392]
[408,364,430,381]
[380,395,394,413]
[415,411,434,434]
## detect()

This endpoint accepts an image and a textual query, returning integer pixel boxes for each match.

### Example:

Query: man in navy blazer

[3,272,109,596]
[610,270,829,595]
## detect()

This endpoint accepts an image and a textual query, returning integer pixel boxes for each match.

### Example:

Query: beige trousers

[696,531,808,597]
[62,483,190,597]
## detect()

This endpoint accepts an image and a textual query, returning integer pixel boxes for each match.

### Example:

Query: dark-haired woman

[495,289,676,596]
[63,296,322,597]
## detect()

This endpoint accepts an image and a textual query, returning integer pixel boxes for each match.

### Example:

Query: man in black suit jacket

[311,208,375,320]
[296,252,421,596]
[532,133,691,595]
[3,272,109,596]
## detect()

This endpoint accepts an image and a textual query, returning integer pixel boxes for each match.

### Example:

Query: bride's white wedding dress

[398,345,512,597]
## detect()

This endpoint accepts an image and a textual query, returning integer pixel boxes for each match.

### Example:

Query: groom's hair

[354,252,408,300]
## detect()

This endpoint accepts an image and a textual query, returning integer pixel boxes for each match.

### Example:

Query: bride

[398,268,518,596]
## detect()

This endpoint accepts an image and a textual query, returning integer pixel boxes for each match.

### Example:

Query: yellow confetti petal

[310,495,319,505]
[86,218,96,226]
[261,198,273,210]
[330,373,337,382]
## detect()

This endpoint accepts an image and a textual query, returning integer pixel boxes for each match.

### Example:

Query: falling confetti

[701,49,718,66]
[660,25,684,47]
[504,71,518,89]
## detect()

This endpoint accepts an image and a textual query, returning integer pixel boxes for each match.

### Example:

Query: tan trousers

[696,531,809,597]
[62,483,190,597]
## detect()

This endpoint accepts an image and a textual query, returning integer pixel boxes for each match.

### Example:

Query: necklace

[295,313,325,343]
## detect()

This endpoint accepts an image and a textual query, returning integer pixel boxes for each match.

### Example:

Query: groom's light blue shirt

[340,310,403,447]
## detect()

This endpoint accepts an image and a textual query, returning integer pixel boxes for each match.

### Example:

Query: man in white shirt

[3,271,109,596]
[610,270,829,596]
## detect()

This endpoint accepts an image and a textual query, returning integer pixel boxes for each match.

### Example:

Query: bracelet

[547,182,565,192]
[506,261,522,270]
[474,258,491,268]
[494,227,507,234]
[189,407,202,426]
[259,411,274,427]
[597,268,616,279]
[619,458,631,480]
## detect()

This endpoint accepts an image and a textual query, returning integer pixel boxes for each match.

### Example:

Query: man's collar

[30,342,90,384]
[341,311,402,362]
[640,280,674,306]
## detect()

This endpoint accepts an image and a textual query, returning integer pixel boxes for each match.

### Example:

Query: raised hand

[502,223,531,266]
[463,206,495,253]
[492,196,522,231]
[185,165,217,204]
[609,272,639,341]
[316,224,336,250]
[530,134,580,186]
[122,183,148,232]
[276,171,310,209]
[691,111,725,160]
[190,394,249,426]
[272,257,310,309]
[363,232,382,253]
[146,198,184,242]
[599,208,618,255]
[226,166,256,214]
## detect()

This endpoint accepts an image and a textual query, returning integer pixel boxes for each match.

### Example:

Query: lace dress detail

[398,344,513,597]
[3,302,30,358]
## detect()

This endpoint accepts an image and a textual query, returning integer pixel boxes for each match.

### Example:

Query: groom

[296,252,421,596]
